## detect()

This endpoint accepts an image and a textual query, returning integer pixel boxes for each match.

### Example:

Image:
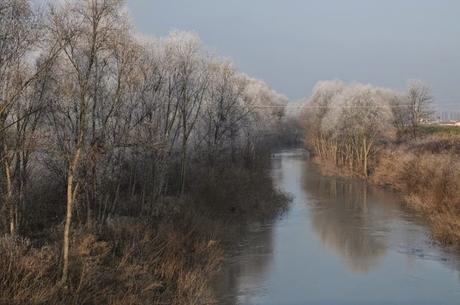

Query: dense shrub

[0,164,288,305]
[372,142,460,244]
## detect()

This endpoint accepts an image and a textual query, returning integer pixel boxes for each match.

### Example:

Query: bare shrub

[0,215,225,305]
[0,235,58,304]
[372,142,460,244]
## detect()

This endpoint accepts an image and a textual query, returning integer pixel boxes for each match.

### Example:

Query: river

[214,149,460,305]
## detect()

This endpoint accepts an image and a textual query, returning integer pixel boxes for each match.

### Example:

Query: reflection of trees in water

[303,162,460,277]
[213,222,275,305]
[213,219,276,305]
[302,165,388,273]
[213,156,286,305]
[213,154,460,304]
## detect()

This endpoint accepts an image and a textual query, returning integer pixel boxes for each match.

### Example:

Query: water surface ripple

[215,149,460,305]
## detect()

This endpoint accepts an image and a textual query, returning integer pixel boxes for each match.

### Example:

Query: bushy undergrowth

[189,164,288,220]
[372,143,460,244]
[0,217,221,305]
[0,163,288,305]
[311,133,460,245]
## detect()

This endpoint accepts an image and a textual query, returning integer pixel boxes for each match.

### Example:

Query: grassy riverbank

[0,160,288,305]
[311,130,460,245]
[372,134,460,244]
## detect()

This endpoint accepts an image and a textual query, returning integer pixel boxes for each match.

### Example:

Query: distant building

[435,111,460,126]
[439,111,460,122]
[438,121,460,127]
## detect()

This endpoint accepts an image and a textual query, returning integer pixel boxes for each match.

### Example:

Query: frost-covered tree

[46,0,129,283]
[386,80,433,138]
[241,77,287,160]
[0,0,289,287]
[303,81,396,177]
[0,0,50,235]
[406,80,433,137]
[197,60,247,163]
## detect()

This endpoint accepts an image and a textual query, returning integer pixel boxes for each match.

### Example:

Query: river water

[214,149,460,305]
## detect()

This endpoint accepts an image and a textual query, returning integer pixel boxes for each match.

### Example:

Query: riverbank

[372,135,460,244]
[312,133,460,245]
[0,160,289,305]
[214,150,460,305]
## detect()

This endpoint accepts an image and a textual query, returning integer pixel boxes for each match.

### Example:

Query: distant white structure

[438,121,460,127]
[434,111,460,126]
[439,111,460,122]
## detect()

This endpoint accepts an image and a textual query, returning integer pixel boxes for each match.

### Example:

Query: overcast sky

[34,0,459,109]
[125,0,460,110]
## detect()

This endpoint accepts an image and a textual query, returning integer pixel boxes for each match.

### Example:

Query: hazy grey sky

[126,0,460,109]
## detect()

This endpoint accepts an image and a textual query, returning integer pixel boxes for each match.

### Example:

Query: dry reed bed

[0,217,222,305]
[372,143,460,244]
[0,165,288,305]
[311,135,460,245]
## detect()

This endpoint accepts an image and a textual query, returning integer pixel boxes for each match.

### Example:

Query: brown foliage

[0,164,288,305]
[372,140,460,244]
[0,215,223,305]
[0,235,58,304]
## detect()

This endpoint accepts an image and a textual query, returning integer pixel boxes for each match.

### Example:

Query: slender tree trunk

[4,159,16,235]
[180,135,187,195]
[363,137,368,178]
[61,148,81,284]
[2,133,16,235]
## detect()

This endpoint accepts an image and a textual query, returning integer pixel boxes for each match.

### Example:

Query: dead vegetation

[0,0,291,302]
[0,163,288,305]
[302,79,460,245]
[372,138,460,244]
[311,134,460,245]
[0,218,220,305]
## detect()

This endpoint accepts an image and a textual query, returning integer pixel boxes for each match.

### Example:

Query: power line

[252,102,460,110]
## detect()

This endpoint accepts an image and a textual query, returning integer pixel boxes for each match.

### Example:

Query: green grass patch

[419,125,460,136]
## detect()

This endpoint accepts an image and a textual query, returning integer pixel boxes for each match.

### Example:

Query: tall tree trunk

[61,148,81,284]
[363,137,368,178]
[2,132,16,235]
[4,159,16,235]
[180,135,187,195]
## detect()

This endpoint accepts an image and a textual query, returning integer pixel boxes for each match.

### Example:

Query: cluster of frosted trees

[0,0,286,282]
[303,80,432,177]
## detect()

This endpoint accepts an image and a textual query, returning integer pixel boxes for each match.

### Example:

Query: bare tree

[166,32,210,194]
[197,61,247,164]
[0,0,49,235]
[240,77,288,162]
[389,93,410,138]
[0,1,288,288]
[304,81,395,177]
[406,80,433,137]
[47,0,127,284]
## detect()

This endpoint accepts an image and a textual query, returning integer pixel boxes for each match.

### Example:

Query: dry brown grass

[0,235,59,304]
[0,216,223,305]
[0,164,288,305]
[311,133,460,245]
[372,141,460,244]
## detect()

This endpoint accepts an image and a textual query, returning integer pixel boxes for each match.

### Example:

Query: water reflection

[214,221,276,305]
[302,167,390,273]
[214,150,460,305]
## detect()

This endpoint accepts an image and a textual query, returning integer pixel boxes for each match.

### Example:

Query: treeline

[302,80,460,245]
[0,0,287,289]
[302,80,433,177]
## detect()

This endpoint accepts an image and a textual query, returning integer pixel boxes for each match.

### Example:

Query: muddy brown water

[214,149,460,305]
